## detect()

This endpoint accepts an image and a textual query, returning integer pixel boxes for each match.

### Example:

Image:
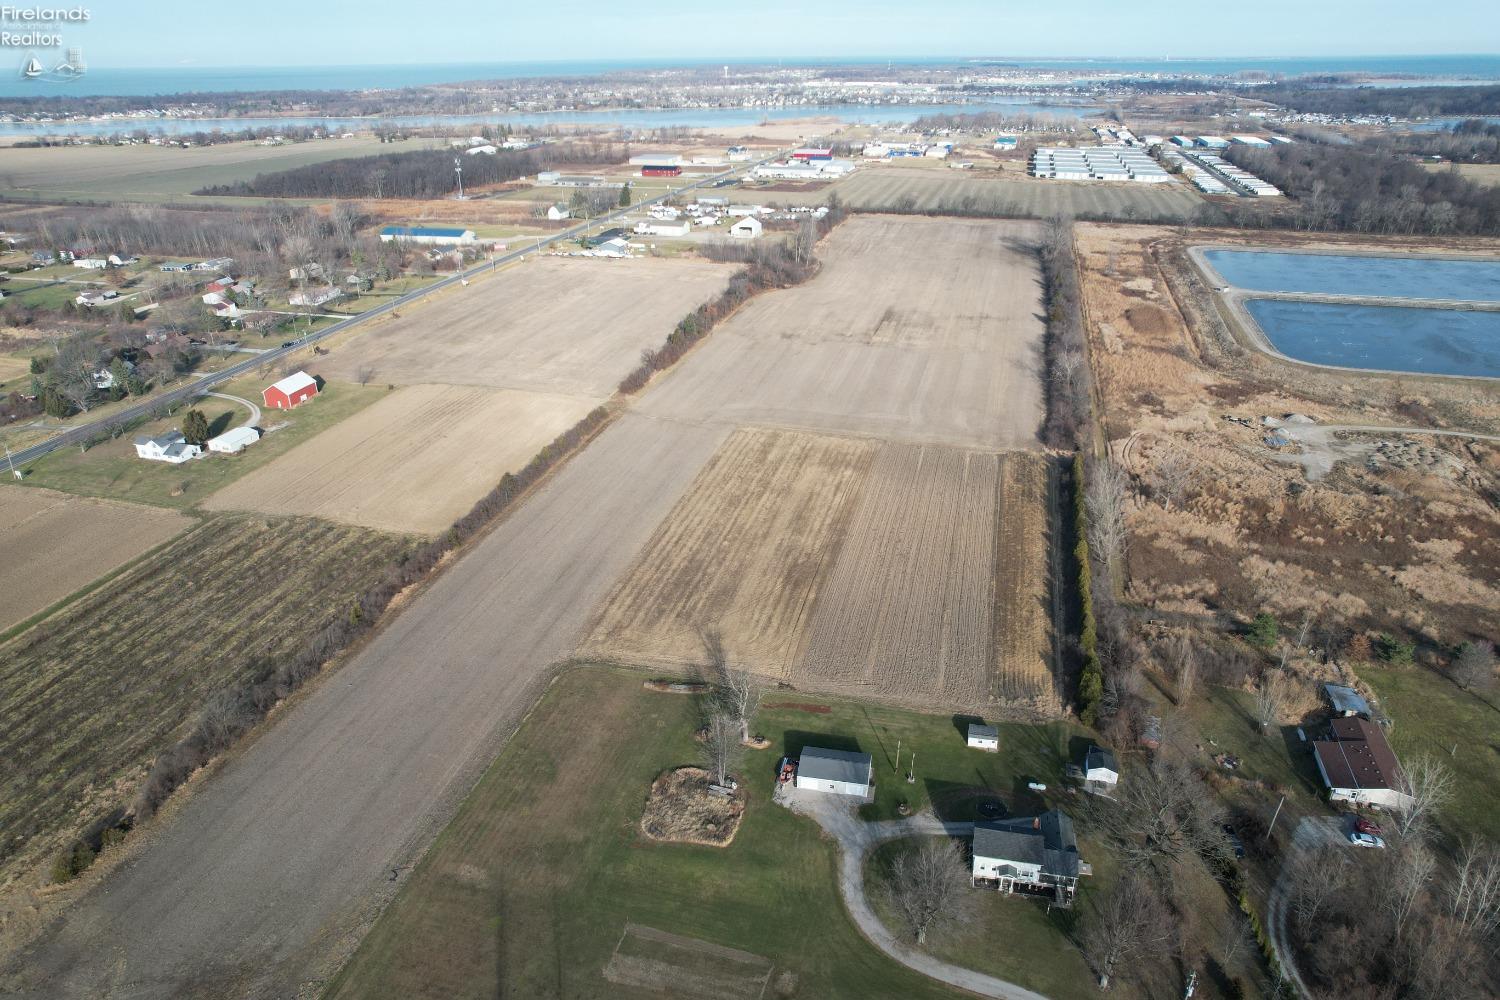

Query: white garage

[795,747,874,798]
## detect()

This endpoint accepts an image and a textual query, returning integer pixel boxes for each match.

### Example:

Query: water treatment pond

[1245,299,1500,378]
[1205,249,1500,302]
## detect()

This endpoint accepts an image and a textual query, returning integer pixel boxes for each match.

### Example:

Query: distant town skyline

[29,0,1500,70]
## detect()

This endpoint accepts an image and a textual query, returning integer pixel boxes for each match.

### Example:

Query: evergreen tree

[182,408,210,446]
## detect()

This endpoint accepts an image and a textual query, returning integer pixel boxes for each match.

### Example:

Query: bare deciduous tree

[1253,668,1291,732]
[1085,458,1129,565]
[700,627,762,743]
[887,838,974,947]
[355,365,376,387]
[1449,837,1500,936]
[1082,872,1173,989]
[1096,749,1222,870]
[1384,842,1436,940]
[1290,843,1350,927]
[1148,446,1196,511]
[699,711,743,788]
[1392,753,1455,842]
[1162,632,1198,703]
[1450,640,1496,692]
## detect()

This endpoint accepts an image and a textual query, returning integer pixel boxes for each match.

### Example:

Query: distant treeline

[908,110,1082,131]
[1367,119,1500,164]
[1226,142,1500,234]
[196,142,626,199]
[1249,84,1500,119]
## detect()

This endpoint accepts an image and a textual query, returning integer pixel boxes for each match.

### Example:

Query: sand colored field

[0,486,191,631]
[765,167,1203,220]
[637,214,1047,451]
[583,427,1057,712]
[204,384,595,535]
[580,428,877,676]
[317,256,732,396]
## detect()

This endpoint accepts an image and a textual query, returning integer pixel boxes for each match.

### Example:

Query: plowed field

[203,384,595,535]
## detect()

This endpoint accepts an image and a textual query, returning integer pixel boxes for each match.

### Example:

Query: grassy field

[0,514,409,888]
[0,136,444,202]
[1362,664,1500,842]
[327,668,1095,999]
[12,377,387,508]
[1422,161,1500,187]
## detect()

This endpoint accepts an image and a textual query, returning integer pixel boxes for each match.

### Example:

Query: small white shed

[967,723,999,752]
[546,203,571,221]
[729,216,762,239]
[795,747,873,798]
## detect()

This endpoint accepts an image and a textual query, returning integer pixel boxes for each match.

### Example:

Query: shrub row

[1239,888,1286,985]
[129,405,612,823]
[1074,452,1104,727]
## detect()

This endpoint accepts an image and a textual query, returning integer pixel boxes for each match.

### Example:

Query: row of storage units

[1029,146,1172,184]
[1188,152,1282,197]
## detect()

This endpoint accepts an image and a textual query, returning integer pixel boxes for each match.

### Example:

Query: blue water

[0,99,1099,138]
[1246,299,1500,377]
[3,54,1499,99]
[1205,250,1500,303]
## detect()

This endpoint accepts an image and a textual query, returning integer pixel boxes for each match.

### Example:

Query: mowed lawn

[16,377,388,509]
[1363,665,1500,842]
[329,668,1103,1000]
[0,514,409,886]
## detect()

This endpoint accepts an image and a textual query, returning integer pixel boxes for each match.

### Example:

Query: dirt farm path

[2,415,729,999]
[777,784,1048,1000]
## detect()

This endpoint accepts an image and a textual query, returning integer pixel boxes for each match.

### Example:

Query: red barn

[262,370,319,410]
[642,165,681,177]
[790,147,832,161]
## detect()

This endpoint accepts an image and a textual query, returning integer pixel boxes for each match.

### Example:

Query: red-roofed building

[1312,717,1413,811]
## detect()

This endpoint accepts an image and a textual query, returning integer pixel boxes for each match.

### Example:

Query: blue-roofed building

[378,225,476,246]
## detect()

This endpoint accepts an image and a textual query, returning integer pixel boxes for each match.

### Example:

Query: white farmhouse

[794,747,874,798]
[134,429,201,464]
[972,809,1086,905]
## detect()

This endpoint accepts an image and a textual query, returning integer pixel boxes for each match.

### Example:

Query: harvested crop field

[0,486,191,632]
[767,168,1203,221]
[0,515,408,891]
[317,256,732,396]
[637,214,1048,451]
[581,428,876,676]
[584,428,1057,712]
[203,383,596,535]
[794,446,1056,711]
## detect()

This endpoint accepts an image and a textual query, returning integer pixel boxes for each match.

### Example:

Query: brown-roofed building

[1312,717,1413,811]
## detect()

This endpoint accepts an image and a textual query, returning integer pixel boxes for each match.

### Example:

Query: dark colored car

[1222,824,1246,859]
[1355,816,1383,836]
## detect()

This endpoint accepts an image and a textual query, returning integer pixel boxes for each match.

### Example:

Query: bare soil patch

[0,485,191,631]
[637,214,1048,451]
[638,767,744,847]
[603,923,774,1000]
[203,383,595,535]
[317,256,732,397]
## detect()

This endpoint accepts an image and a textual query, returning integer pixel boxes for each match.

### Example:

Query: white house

[1313,717,1414,811]
[288,263,324,282]
[1082,746,1119,794]
[465,144,497,156]
[546,203,571,221]
[795,747,874,798]
[966,723,999,752]
[729,217,763,239]
[288,286,342,307]
[134,429,201,464]
[971,810,1086,905]
[207,425,260,454]
[75,289,119,308]
[92,359,134,390]
[634,221,691,237]
[72,257,108,270]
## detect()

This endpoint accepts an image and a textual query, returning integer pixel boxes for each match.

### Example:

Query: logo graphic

[20,46,84,82]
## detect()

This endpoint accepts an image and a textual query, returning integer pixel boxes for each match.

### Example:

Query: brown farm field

[764,167,1204,220]
[583,429,1057,713]
[0,514,409,897]
[316,256,733,396]
[0,486,192,632]
[203,383,596,535]
[637,214,1049,451]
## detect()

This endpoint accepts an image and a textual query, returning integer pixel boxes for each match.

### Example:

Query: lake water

[1205,249,1500,303]
[1245,299,1500,378]
[0,100,1098,138]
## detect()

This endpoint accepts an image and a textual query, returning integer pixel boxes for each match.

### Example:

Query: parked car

[1354,816,1383,836]
[1349,831,1386,849]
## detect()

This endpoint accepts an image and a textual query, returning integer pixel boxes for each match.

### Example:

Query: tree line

[1248,83,1500,119]
[195,141,625,199]
[1366,119,1500,164]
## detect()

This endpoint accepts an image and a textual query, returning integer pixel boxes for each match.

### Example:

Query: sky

[10,1,1500,68]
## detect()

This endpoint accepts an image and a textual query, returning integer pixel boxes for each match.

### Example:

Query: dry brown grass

[203,384,594,535]
[0,485,192,631]
[638,767,744,847]
[1079,223,1500,645]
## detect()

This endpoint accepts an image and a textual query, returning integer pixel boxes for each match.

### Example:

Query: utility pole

[1265,794,1285,841]
[907,752,916,784]
[5,444,21,480]
[895,738,901,775]
[453,157,464,200]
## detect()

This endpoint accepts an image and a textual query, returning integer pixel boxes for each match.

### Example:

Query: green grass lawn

[865,836,1107,999]
[9,377,388,509]
[329,668,1097,1000]
[1362,665,1500,842]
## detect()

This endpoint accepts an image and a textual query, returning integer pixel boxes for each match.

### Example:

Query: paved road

[778,784,1051,1000]
[6,155,774,470]
[1266,816,1345,1000]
